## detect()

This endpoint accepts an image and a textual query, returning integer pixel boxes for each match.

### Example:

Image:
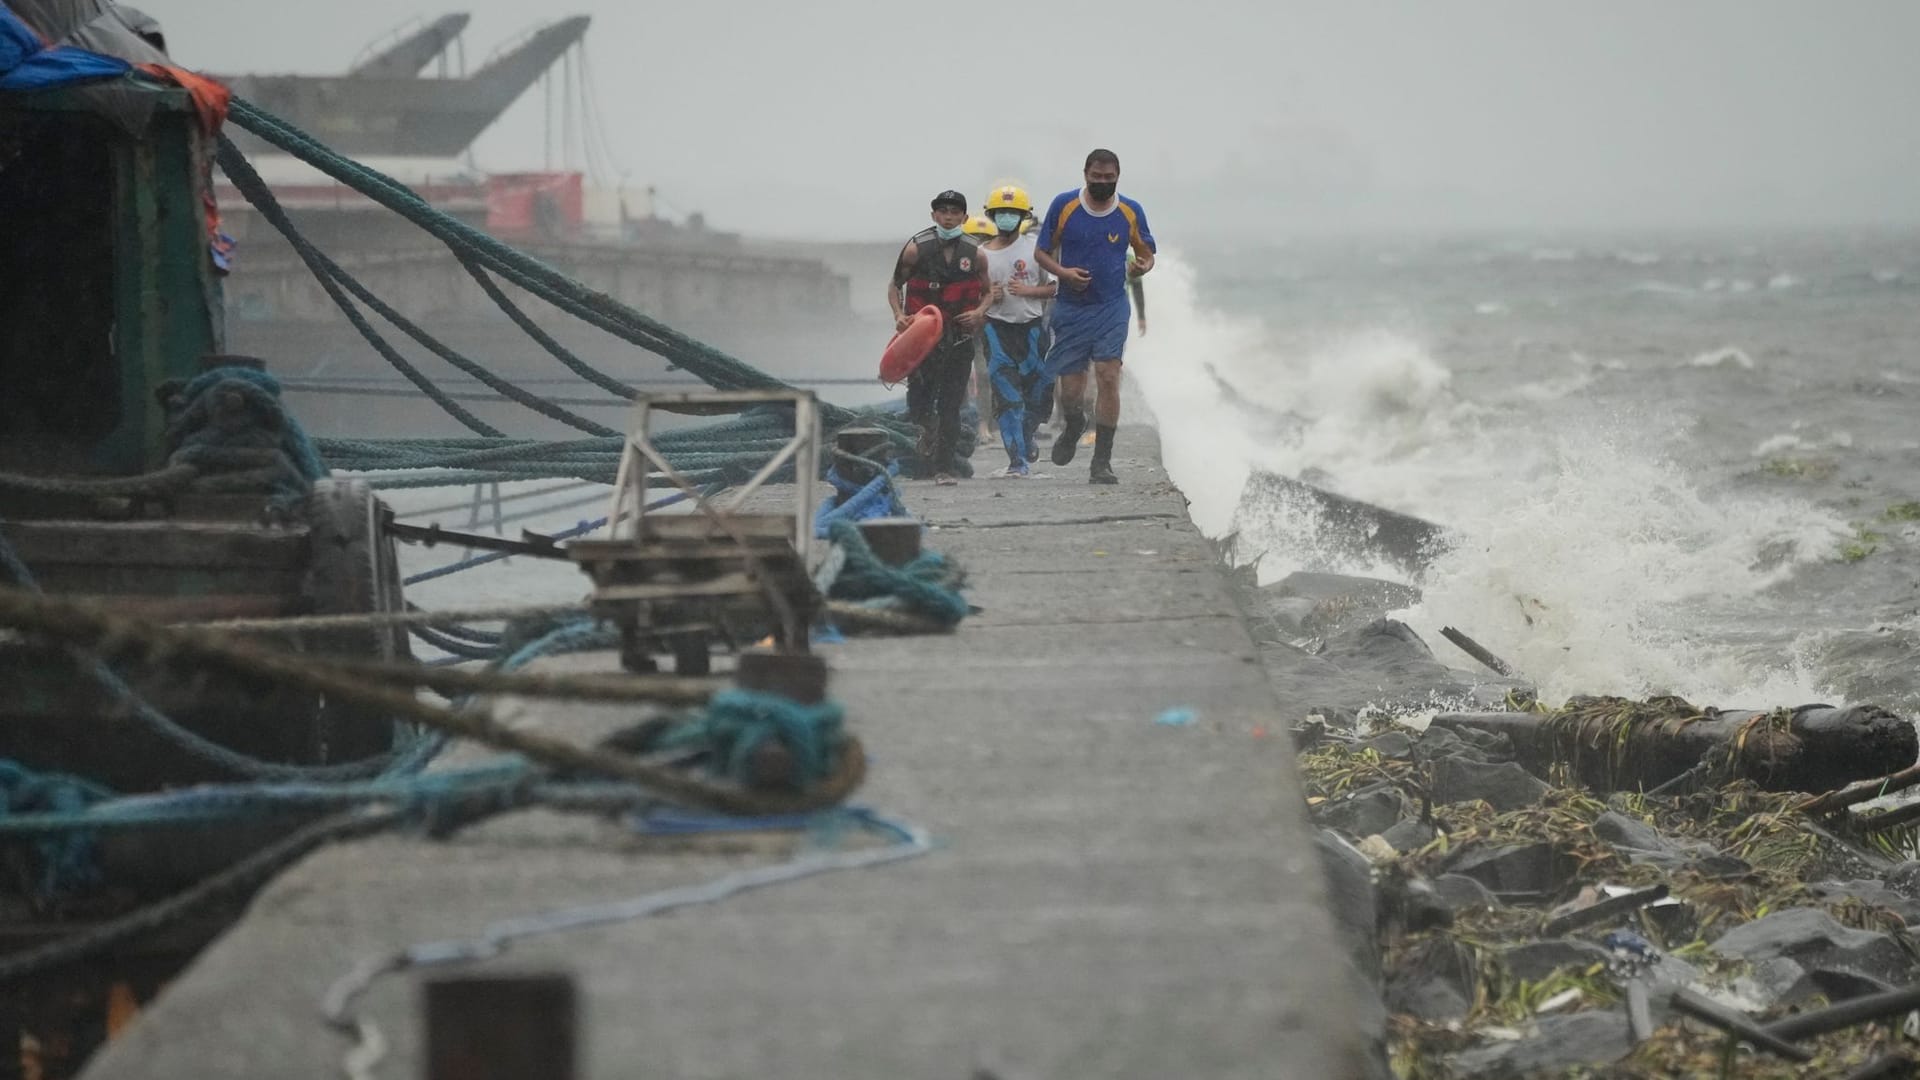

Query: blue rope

[813,465,906,538]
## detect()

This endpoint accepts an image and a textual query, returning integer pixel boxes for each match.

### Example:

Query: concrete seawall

[82,428,1372,1080]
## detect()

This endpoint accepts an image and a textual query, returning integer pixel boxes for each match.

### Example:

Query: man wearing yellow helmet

[978,185,1058,476]
[963,214,1001,447]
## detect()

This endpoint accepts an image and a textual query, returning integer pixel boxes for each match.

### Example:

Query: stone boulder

[1444,1010,1636,1078]
[1446,842,1573,902]
[1432,758,1549,811]
[1501,939,1612,983]
[1433,874,1501,915]
[1710,908,1917,996]
[1313,788,1408,840]
[1386,937,1479,1022]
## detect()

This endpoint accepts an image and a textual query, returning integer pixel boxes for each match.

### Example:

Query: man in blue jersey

[1034,148,1155,484]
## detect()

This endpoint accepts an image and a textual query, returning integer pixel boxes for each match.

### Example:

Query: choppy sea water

[1127,230,1920,712]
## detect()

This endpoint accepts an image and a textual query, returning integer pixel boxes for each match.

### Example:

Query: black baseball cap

[931,190,967,211]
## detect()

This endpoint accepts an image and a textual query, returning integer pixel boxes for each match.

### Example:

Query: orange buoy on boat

[880,306,942,385]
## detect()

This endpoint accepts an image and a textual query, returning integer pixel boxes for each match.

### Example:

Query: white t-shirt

[982,233,1051,324]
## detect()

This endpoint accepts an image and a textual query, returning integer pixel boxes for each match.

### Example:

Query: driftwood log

[1429,695,1917,795]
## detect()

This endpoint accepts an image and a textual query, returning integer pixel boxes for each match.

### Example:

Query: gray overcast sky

[155,0,1920,239]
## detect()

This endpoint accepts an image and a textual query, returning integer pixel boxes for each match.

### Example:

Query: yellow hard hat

[985,185,1032,213]
[1018,217,1035,236]
[962,215,997,238]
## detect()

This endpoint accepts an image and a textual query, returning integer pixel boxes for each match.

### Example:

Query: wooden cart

[570,390,823,674]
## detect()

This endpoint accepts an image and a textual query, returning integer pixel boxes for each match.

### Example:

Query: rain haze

[26,1,1920,1074]
[156,0,1920,239]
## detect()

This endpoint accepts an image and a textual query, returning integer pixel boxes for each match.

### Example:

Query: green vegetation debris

[1883,501,1920,522]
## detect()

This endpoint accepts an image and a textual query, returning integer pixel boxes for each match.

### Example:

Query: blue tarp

[0,2,128,91]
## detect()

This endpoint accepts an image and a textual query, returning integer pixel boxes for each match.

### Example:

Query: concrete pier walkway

[83,429,1371,1080]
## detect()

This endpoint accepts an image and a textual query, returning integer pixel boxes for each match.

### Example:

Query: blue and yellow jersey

[1035,190,1155,306]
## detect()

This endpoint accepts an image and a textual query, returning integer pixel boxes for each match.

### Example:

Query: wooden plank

[25,568,304,599]
[0,520,309,568]
[569,539,798,564]
[590,574,759,602]
[642,513,797,542]
[50,594,298,621]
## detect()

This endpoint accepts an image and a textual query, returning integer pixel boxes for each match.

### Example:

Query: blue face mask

[934,224,964,240]
[993,211,1023,233]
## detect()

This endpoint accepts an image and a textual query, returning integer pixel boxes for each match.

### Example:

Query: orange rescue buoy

[880,306,943,385]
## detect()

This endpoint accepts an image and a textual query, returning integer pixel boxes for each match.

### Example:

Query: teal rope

[309,246,621,437]
[0,760,113,896]
[211,136,504,437]
[225,99,864,425]
[218,136,625,439]
[216,102,935,495]
[164,366,329,502]
[171,367,327,481]
[640,689,847,789]
[458,255,640,402]
[825,519,969,627]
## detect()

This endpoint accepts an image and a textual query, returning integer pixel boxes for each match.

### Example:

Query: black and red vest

[902,228,985,336]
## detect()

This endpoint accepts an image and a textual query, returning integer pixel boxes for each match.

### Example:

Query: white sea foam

[1127,256,1846,704]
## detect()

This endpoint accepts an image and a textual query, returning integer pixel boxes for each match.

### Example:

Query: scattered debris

[1293,704,1920,1077]
[1214,558,1920,1075]
[1153,707,1197,727]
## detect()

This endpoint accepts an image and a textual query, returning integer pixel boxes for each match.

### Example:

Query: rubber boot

[1088,424,1118,484]
[1052,409,1086,466]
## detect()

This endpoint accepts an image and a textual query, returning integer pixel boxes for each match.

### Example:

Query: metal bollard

[198,353,267,372]
[424,973,576,1080]
[833,427,894,463]
[734,650,829,704]
[856,518,921,567]
[732,651,832,790]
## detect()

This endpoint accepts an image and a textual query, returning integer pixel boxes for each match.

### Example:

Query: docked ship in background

[208,14,868,437]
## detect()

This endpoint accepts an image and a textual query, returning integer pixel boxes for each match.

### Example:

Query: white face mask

[934,223,964,240]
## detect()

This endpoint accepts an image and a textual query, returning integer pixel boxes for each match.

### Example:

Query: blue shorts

[1043,295,1130,378]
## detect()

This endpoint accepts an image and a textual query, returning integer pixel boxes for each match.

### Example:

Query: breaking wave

[1127,256,1846,704]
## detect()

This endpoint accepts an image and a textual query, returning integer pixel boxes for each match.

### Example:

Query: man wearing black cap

[890,190,994,483]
